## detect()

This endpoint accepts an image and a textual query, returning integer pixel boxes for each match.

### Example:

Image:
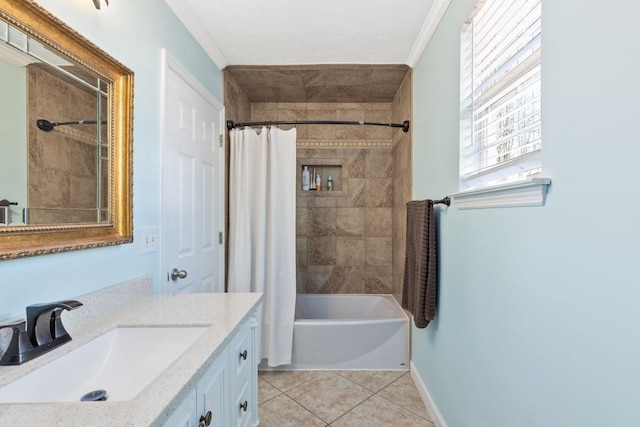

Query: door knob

[170,268,188,281]
[199,410,212,426]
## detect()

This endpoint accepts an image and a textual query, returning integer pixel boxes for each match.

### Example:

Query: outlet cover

[140,226,159,254]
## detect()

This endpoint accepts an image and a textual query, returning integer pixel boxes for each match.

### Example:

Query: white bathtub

[265,294,409,370]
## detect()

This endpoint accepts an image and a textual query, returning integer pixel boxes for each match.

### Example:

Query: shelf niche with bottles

[297,159,347,197]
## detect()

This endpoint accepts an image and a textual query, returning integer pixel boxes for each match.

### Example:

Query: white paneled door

[162,50,224,293]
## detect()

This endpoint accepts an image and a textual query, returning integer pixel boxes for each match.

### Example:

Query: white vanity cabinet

[163,354,226,427]
[162,315,258,427]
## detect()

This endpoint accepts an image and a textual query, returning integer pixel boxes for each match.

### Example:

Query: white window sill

[450,177,551,209]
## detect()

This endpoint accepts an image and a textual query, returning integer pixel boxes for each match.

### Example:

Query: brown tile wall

[223,72,252,124]
[391,70,413,302]
[224,68,412,298]
[250,102,399,295]
[224,64,410,103]
[27,65,108,224]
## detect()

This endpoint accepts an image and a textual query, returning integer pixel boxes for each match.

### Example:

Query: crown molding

[164,0,228,69]
[406,0,453,68]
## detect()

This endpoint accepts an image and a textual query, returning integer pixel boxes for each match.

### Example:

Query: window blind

[460,0,542,188]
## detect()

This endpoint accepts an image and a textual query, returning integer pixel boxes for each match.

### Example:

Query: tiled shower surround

[223,66,412,299]
[296,147,394,294]
[251,102,398,295]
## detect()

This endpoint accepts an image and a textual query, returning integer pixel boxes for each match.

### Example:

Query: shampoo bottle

[327,176,333,191]
[315,173,321,191]
[301,165,310,190]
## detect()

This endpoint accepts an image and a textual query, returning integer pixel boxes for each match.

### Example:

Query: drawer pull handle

[240,400,248,412]
[240,350,248,361]
[199,410,212,426]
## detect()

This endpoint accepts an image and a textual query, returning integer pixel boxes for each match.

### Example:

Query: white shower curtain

[228,126,297,367]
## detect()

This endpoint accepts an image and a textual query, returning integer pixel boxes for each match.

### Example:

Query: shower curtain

[228,126,297,367]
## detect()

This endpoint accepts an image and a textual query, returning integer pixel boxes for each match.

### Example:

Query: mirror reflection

[0,19,109,226]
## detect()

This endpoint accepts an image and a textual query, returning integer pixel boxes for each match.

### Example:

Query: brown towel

[402,200,437,328]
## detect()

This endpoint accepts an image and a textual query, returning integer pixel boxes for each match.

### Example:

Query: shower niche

[297,159,346,196]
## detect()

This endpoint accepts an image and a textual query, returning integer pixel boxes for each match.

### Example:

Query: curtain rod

[227,119,410,133]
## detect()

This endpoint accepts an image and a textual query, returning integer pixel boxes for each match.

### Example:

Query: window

[460,0,542,189]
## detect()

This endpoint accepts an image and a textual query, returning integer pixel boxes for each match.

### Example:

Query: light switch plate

[140,226,159,254]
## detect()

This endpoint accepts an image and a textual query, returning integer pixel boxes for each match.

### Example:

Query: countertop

[0,292,263,426]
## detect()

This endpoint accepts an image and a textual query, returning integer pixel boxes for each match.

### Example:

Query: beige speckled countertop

[0,292,263,426]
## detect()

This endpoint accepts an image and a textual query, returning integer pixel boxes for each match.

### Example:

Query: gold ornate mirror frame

[0,0,134,260]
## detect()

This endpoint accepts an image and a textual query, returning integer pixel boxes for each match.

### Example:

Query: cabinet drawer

[228,320,252,398]
[232,380,252,427]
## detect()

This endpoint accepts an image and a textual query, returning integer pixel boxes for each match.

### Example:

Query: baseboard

[410,361,447,427]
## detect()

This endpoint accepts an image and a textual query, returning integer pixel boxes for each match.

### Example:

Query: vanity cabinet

[163,315,257,427]
[162,354,226,427]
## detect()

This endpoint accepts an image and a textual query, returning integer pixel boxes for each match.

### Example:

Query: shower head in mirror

[36,119,107,132]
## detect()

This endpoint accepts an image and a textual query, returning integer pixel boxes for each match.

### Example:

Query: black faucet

[0,321,34,365]
[0,300,82,365]
[26,300,83,346]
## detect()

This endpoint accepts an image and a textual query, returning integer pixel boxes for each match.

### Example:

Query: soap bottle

[315,173,321,191]
[327,176,333,191]
[301,165,310,191]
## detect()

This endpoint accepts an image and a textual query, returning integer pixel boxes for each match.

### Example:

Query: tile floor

[258,370,435,426]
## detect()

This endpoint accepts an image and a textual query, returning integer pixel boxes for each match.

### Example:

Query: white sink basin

[0,326,208,403]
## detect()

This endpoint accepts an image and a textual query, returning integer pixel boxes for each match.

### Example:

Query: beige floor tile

[258,377,282,404]
[331,394,434,427]
[335,370,407,393]
[378,373,433,421]
[286,372,373,423]
[259,394,326,427]
[259,370,326,392]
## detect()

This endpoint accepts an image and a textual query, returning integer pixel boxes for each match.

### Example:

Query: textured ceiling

[225,64,410,103]
[164,0,441,68]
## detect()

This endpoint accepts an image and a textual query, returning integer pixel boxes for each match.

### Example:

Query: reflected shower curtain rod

[227,119,410,133]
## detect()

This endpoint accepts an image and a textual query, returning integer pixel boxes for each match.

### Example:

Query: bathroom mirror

[0,0,133,260]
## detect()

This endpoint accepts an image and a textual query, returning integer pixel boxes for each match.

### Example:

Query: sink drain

[80,390,107,402]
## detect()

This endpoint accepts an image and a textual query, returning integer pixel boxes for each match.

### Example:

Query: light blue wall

[411,0,640,425]
[0,1,222,318]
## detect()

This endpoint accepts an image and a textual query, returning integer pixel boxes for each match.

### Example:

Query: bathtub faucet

[0,300,82,365]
